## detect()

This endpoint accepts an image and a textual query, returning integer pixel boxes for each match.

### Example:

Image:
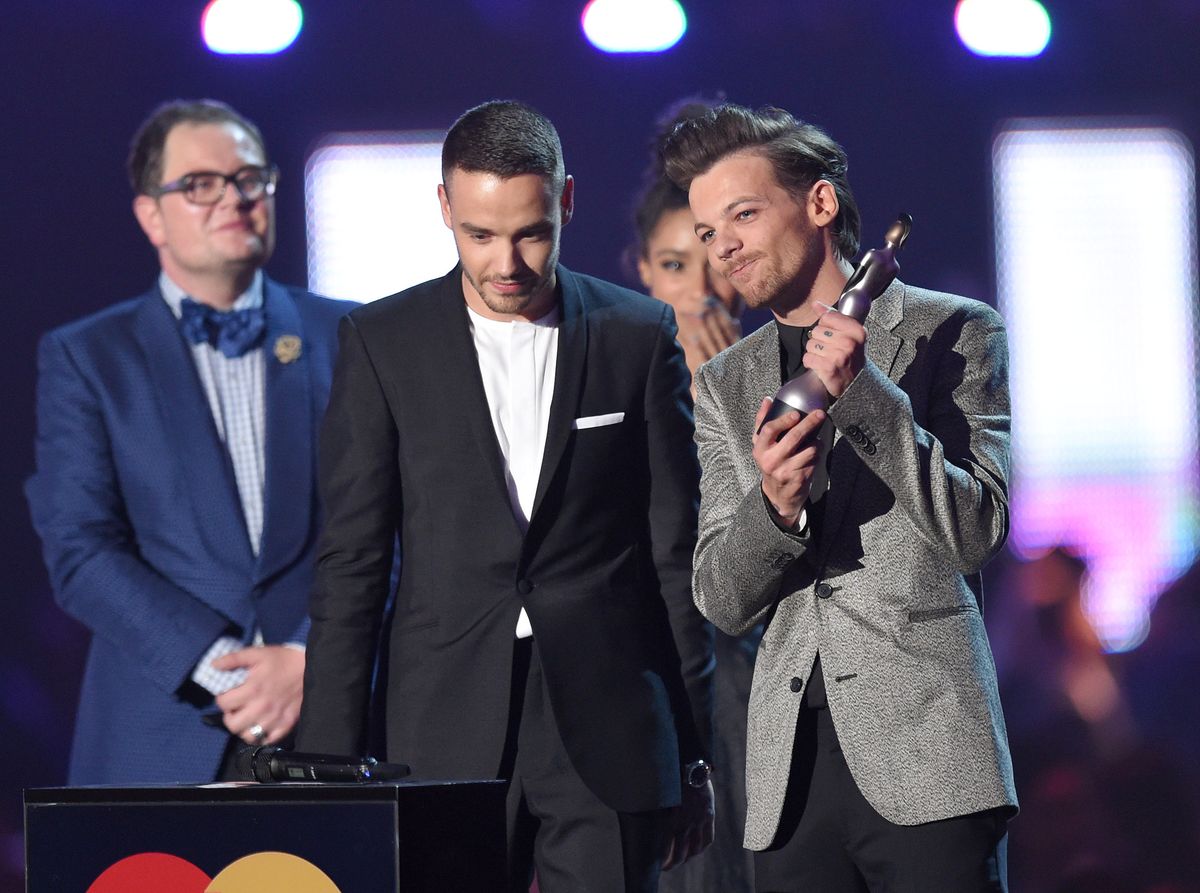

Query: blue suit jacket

[26,277,351,784]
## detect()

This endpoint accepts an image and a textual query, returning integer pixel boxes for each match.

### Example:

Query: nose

[498,241,528,278]
[711,227,741,262]
[216,180,250,209]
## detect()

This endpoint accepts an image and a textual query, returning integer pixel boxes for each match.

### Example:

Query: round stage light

[955,0,1051,58]
[581,0,687,54]
[202,0,304,55]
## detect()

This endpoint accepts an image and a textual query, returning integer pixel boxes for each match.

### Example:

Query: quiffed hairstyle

[127,99,267,196]
[661,103,861,261]
[441,100,565,193]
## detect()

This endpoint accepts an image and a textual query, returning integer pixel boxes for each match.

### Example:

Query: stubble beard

[734,255,788,310]
[463,249,559,318]
[744,241,825,317]
[462,270,527,315]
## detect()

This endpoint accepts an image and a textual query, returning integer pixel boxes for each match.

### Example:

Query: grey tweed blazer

[692,280,1018,850]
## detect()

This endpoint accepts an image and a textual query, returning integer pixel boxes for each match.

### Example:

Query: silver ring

[248,723,266,743]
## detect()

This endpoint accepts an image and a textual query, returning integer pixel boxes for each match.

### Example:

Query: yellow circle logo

[206,852,341,892]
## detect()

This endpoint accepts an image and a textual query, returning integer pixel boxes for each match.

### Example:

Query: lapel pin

[273,334,302,364]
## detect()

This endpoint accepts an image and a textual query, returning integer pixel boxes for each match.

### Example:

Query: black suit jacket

[297,265,713,812]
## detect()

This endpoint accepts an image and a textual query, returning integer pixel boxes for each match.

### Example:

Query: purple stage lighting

[995,122,1198,652]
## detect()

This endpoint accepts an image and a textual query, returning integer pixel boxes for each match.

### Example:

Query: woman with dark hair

[633,175,743,385]
[632,103,756,893]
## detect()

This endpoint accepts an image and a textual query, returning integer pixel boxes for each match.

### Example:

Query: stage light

[581,0,686,54]
[995,122,1198,652]
[202,0,303,55]
[955,0,1050,58]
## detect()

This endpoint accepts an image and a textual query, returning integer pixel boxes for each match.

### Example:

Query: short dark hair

[441,100,565,192]
[127,99,267,195]
[662,103,861,261]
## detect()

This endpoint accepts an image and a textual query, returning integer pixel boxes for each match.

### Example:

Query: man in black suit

[296,100,715,891]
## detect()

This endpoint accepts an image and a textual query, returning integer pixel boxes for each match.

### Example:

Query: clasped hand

[213,645,305,745]
[676,296,741,372]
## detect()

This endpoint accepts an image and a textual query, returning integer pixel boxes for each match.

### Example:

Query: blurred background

[3,1,1199,890]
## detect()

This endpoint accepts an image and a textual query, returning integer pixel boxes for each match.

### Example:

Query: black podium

[25,779,506,891]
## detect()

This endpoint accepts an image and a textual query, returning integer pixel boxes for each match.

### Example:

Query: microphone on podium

[235,745,411,783]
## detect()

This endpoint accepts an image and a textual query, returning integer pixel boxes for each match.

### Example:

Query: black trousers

[755,706,1008,893]
[502,638,671,893]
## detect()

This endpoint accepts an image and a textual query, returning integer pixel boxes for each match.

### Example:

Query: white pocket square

[572,412,625,430]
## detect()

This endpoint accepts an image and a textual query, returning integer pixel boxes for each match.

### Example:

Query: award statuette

[759,213,912,430]
[758,214,912,501]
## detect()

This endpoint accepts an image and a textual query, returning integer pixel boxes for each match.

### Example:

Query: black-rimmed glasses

[152,164,279,206]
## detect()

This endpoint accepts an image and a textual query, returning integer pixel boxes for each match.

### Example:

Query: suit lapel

[437,269,523,525]
[818,280,906,561]
[133,288,254,569]
[861,279,905,379]
[255,278,313,584]
[531,266,587,520]
[729,324,782,488]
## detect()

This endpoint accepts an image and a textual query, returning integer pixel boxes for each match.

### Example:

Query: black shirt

[775,320,828,709]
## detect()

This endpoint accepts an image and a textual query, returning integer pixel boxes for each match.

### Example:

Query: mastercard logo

[87,851,342,892]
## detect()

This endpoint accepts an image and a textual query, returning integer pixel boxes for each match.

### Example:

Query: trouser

[755,705,1008,893]
[502,637,671,893]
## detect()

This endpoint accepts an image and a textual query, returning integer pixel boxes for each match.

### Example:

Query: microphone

[235,745,411,783]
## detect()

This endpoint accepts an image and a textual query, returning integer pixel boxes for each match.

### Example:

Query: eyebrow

[693,195,763,235]
[517,221,555,237]
[175,164,267,179]
[459,219,554,238]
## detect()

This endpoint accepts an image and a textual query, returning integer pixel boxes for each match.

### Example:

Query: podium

[25,779,506,891]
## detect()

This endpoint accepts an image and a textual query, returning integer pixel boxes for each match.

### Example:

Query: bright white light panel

[994,122,1198,651]
[954,0,1050,58]
[306,133,457,302]
[202,0,303,55]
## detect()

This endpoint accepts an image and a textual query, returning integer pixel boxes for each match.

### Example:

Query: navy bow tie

[179,297,267,358]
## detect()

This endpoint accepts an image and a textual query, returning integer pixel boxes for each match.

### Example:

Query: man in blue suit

[26,100,351,784]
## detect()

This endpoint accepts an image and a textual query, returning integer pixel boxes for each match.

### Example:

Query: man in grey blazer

[662,104,1017,891]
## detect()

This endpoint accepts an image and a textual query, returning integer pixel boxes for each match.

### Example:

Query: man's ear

[437,183,453,230]
[560,175,575,226]
[807,179,839,229]
[133,195,165,248]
